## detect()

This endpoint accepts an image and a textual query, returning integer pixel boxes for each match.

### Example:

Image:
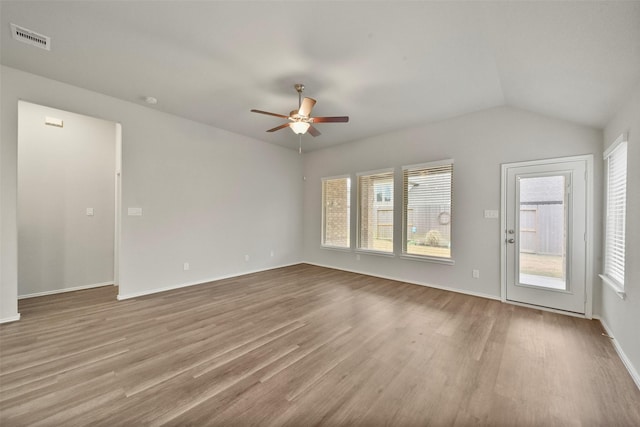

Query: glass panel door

[503,157,588,315]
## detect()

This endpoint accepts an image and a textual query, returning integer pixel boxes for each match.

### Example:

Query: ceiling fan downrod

[295,84,304,110]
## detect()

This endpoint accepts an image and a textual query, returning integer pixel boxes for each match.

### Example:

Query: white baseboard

[0,313,21,324]
[18,281,113,299]
[595,316,640,391]
[302,261,501,302]
[117,262,300,300]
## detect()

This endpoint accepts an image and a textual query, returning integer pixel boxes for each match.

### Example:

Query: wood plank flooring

[1,264,639,426]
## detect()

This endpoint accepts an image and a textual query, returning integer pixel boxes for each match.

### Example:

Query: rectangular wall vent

[11,23,51,51]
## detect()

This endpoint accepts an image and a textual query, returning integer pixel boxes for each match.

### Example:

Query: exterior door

[502,158,588,314]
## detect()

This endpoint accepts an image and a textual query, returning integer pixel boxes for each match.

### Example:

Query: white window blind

[402,160,453,259]
[603,138,627,288]
[321,176,351,248]
[358,170,394,252]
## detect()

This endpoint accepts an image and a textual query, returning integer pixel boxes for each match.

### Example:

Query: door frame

[114,123,122,287]
[500,155,594,318]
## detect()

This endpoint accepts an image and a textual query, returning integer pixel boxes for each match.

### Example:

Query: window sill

[400,254,455,265]
[321,245,351,253]
[599,274,626,300]
[355,249,395,258]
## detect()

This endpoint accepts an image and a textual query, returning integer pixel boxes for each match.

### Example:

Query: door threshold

[504,299,588,319]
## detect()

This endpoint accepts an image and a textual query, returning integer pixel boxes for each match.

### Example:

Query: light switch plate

[128,207,143,216]
[484,209,499,219]
[86,208,94,216]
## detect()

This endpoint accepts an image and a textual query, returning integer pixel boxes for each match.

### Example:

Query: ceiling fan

[251,84,349,137]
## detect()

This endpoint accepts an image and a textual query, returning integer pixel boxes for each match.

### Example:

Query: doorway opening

[17,101,121,299]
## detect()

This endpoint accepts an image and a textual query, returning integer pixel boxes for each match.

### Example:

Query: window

[602,135,627,290]
[375,182,392,202]
[402,160,453,260]
[321,176,351,248]
[357,170,394,253]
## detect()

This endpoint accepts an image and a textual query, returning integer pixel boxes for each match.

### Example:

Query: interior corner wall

[302,106,603,302]
[0,66,21,322]
[601,81,640,384]
[1,66,303,319]
[18,101,116,297]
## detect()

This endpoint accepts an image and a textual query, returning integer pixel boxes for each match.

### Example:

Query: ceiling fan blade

[266,123,291,133]
[310,116,349,123]
[251,109,289,119]
[307,125,321,137]
[298,97,317,117]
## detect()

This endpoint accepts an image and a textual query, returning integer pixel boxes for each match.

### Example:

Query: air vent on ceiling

[11,23,51,51]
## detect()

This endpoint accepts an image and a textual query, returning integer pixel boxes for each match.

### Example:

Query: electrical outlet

[472,269,480,279]
[245,254,250,262]
[356,254,361,261]
[183,262,190,271]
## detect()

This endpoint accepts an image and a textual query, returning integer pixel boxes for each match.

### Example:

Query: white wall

[303,106,603,302]
[601,81,640,385]
[18,102,116,296]
[1,66,303,320]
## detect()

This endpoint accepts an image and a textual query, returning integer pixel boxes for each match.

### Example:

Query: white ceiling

[2,1,639,151]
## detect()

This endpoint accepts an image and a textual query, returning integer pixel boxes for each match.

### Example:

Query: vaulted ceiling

[2,1,639,151]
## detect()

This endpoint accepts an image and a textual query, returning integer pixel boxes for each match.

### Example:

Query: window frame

[600,134,628,298]
[356,168,395,256]
[321,174,352,250]
[401,159,455,265]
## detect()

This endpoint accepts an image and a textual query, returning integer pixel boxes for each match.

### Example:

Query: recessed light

[144,96,158,105]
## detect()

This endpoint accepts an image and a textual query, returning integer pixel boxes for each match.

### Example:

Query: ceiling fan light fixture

[291,121,310,134]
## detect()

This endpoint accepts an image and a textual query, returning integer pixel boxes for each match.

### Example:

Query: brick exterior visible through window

[358,170,394,252]
[322,177,350,248]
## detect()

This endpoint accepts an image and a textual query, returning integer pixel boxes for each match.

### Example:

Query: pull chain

[299,134,302,154]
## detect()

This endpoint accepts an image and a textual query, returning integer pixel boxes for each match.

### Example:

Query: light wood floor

[1,264,639,426]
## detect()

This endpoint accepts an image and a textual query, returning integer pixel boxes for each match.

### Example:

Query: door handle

[507,238,515,244]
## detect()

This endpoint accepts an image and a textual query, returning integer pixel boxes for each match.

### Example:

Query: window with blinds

[357,170,394,252]
[603,137,627,289]
[321,176,351,248]
[402,160,453,259]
